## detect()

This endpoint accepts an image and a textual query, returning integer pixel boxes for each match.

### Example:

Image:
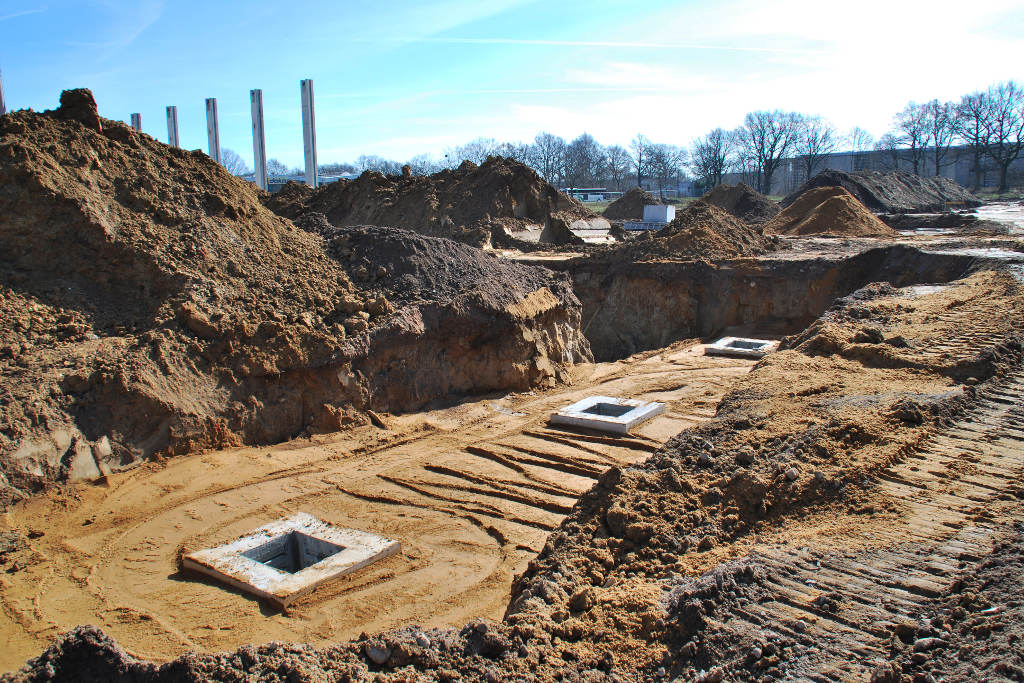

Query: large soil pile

[602,187,663,220]
[701,182,780,225]
[0,90,591,504]
[269,157,599,247]
[765,186,896,237]
[781,169,981,213]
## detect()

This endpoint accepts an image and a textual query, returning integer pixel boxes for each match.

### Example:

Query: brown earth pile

[701,182,780,225]
[602,187,663,220]
[7,270,1022,682]
[765,186,896,237]
[0,90,591,504]
[781,169,982,213]
[268,157,597,247]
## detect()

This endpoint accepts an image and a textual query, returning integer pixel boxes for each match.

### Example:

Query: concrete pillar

[166,106,180,147]
[300,79,318,188]
[130,113,142,132]
[250,89,267,191]
[205,98,221,164]
[0,69,6,115]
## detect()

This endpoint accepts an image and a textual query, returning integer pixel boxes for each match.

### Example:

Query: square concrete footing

[182,512,400,609]
[549,396,665,435]
[704,337,778,359]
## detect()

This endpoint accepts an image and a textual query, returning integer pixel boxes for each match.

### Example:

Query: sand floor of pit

[0,339,759,670]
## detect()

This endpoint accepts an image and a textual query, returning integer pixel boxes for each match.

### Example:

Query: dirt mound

[279,156,597,247]
[701,182,780,225]
[781,169,982,214]
[765,186,896,237]
[603,187,663,220]
[263,179,316,219]
[0,90,591,503]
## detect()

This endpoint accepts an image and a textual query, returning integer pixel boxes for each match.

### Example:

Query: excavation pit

[182,513,400,609]
[704,337,778,359]
[549,396,665,435]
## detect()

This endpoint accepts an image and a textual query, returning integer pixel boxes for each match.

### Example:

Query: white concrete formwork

[704,337,778,359]
[549,395,665,435]
[182,512,400,609]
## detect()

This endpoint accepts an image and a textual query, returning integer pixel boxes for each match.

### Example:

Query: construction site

[2,90,1024,683]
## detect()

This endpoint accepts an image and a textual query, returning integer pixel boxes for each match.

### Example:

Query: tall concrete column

[250,89,267,191]
[300,79,318,188]
[0,69,6,115]
[130,113,142,132]
[166,106,180,147]
[205,98,221,164]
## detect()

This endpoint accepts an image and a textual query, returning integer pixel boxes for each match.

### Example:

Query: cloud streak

[0,6,46,22]
[355,35,822,55]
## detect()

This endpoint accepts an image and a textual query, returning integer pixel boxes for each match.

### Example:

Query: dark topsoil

[264,156,597,248]
[781,170,982,214]
[700,183,780,225]
[602,188,663,220]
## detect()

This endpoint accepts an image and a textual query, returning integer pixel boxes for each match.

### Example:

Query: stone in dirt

[602,187,664,220]
[765,186,896,237]
[0,89,591,505]
[781,169,982,214]
[700,182,780,225]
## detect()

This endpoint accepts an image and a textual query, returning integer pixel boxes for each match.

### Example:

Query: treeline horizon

[221,80,1024,194]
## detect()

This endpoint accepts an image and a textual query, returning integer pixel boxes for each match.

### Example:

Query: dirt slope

[603,188,663,220]
[765,186,896,237]
[0,90,591,504]
[781,169,982,213]
[272,157,598,247]
[701,182,780,225]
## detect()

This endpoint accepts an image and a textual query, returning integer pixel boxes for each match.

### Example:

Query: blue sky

[3,0,1023,169]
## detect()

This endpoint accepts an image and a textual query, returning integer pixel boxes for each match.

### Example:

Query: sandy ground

[0,340,757,671]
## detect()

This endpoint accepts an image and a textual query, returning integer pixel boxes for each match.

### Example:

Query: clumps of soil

[602,187,663,220]
[765,186,895,237]
[874,518,1024,683]
[269,156,597,247]
[701,182,780,225]
[0,90,591,504]
[263,179,316,219]
[781,169,982,214]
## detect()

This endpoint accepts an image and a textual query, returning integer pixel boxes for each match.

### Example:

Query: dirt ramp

[765,186,895,237]
[0,90,591,503]
[284,156,598,247]
[603,187,663,220]
[701,182,780,225]
[781,169,981,213]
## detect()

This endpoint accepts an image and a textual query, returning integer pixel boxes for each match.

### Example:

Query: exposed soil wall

[551,246,979,361]
[0,91,591,505]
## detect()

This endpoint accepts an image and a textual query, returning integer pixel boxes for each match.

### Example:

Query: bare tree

[605,145,631,191]
[953,90,992,191]
[356,155,402,174]
[689,128,732,189]
[795,116,838,181]
[220,148,250,176]
[981,81,1024,193]
[875,133,902,171]
[923,99,956,177]
[266,158,291,177]
[495,141,531,165]
[629,134,653,188]
[894,102,929,174]
[450,137,499,165]
[528,132,566,183]
[846,127,875,152]
[564,133,606,188]
[735,110,802,194]
[647,144,687,199]
[406,154,442,175]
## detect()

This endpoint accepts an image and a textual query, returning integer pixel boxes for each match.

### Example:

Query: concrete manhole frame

[704,336,779,359]
[182,512,400,609]
[549,395,665,435]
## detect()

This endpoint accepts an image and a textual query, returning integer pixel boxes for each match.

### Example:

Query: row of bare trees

[222,81,1023,195]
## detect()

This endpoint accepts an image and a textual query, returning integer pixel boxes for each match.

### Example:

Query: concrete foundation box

[704,337,778,359]
[549,395,665,435]
[642,205,675,223]
[182,512,400,609]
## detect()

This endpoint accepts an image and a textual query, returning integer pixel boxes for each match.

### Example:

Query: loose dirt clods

[3,88,1024,682]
